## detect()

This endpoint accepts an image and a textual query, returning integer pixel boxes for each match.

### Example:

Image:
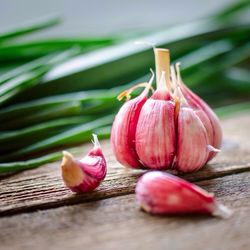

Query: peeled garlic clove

[176,106,209,173]
[135,74,176,169]
[61,134,106,193]
[111,77,154,169]
[136,171,232,217]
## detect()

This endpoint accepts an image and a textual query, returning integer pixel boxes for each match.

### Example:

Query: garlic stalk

[111,48,222,172]
[61,134,106,193]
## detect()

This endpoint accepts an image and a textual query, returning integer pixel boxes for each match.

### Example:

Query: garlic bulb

[61,134,106,193]
[111,48,222,173]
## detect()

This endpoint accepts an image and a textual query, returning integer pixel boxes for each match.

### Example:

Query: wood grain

[0,172,249,250]
[0,112,250,216]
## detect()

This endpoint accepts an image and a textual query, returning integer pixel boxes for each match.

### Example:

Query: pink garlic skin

[194,109,214,146]
[71,147,106,193]
[111,59,222,173]
[136,171,217,215]
[181,84,222,161]
[135,88,176,169]
[61,135,106,193]
[111,88,149,169]
[175,106,209,172]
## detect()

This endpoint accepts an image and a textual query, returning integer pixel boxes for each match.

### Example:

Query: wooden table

[0,112,250,250]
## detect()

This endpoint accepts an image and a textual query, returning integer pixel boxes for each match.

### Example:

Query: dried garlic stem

[117,71,155,101]
[117,82,148,101]
[154,48,170,89]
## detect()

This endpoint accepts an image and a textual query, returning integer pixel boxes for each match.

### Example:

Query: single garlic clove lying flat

[175,106,209,173]
[136,171,232,217]
[61,134,106,193]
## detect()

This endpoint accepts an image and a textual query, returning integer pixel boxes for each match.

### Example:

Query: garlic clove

[175,63,222,161]
[136,171,232,217]
[135,99,176,169]
[110,96,145,168]
[194,109,214,147]
[135,70,176,169]
[181,84,222,161]
[111,75,154,169]
[199,102,222,160]
[61,134,106,193]
[176,106,209,173]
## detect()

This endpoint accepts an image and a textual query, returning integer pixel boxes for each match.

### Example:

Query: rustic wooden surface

[0,111,250,250]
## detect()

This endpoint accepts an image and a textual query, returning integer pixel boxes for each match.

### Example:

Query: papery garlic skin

[175,106,209,172]
[110,95,146,169]
[174,63,222,166]
[61,134,106,193]
[180,81,222,161]
[135,74,176,169]
[135,99,176,169]
[194,109,214,145]
[136,171,232,217]
[111,48,222,173]
[111,78,154,169]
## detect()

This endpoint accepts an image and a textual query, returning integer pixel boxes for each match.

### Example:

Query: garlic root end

[92,134,101,148]
[212,203,233,219]
[207,145,221,153]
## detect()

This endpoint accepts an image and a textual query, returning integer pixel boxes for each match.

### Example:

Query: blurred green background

[0,0,238,37]
[0,0,249,172]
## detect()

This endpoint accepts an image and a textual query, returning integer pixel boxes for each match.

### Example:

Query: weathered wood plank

[0,112,250,216]
[0,172,249,250]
